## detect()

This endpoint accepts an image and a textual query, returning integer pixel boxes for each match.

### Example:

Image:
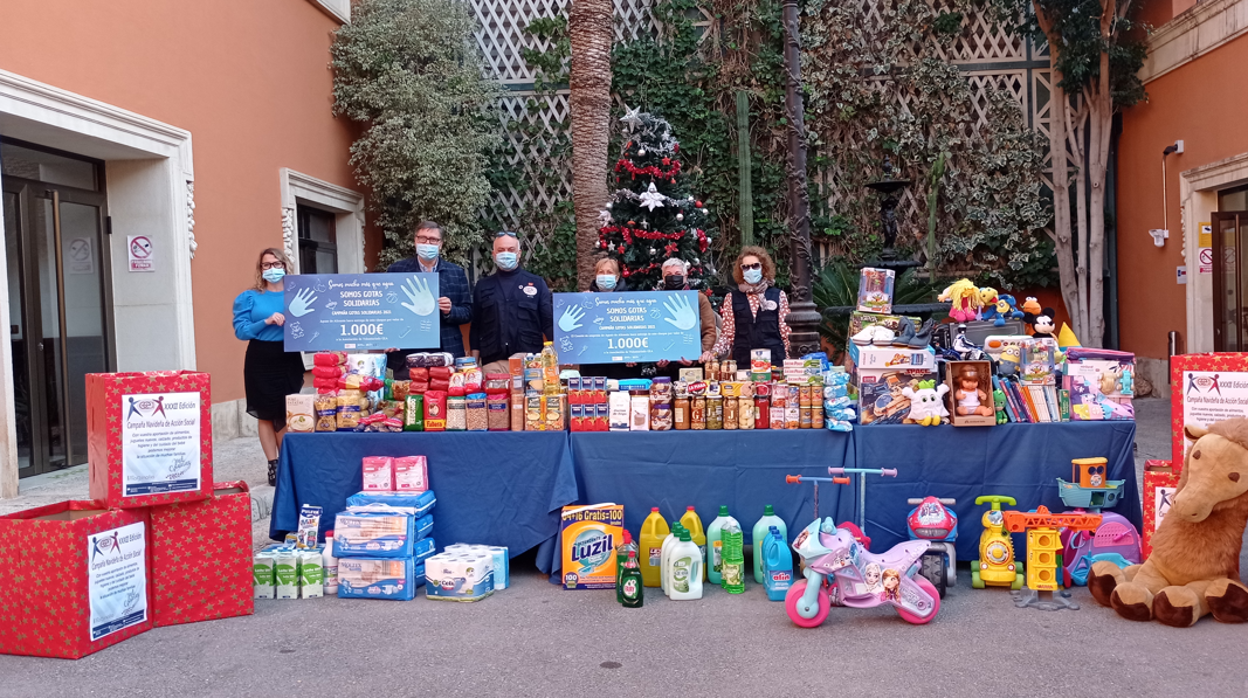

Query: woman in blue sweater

[233,248,305,485]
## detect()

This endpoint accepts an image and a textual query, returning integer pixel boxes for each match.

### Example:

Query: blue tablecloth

[271,432,578,572]
[851,421,1140,562]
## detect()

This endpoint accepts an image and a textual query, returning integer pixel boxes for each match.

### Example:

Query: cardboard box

[0,502,152,659]
[150,482,254,627]
[560,503,624,589]
[1170,353,1248,473]
[852,346,936,371]
[87,371,213,509]
[946,360,996,427]
[1142,460,1180,560]
[858,370,939,425]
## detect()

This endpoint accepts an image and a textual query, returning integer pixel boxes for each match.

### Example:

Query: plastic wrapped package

[446,396,467,431]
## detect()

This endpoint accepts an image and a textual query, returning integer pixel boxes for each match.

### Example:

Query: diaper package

[345,490,436,518]
[361,457,394,492]
[333,509,417,558]
[393,456,429,492]
[560,503,624,590]
[338,557,419,601]
[424,552,495,602]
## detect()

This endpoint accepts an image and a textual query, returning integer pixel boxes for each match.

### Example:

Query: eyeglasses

[495,231,518,238]
[261,262,285,270]
[741,262,762,271]
[415,236,442,244]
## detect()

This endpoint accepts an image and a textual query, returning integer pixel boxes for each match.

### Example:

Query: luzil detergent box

[337,557,418,601]
[424,553,495,602]
[560,503,624,590]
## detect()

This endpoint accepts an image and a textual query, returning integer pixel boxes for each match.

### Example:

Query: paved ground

[3,397,1247,697]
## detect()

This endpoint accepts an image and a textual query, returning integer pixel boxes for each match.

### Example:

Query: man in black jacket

[470,231,553,374]
[385,221,472,378]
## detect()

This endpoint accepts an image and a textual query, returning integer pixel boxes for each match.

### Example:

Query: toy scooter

[784,471,941,627]
[906,497,958,598]
[972,495,1024,590]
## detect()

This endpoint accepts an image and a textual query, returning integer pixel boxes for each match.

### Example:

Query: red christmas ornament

[622,269,631,277]
[662,158,671,165]
[674,143,680,152]
[694,201,703,208]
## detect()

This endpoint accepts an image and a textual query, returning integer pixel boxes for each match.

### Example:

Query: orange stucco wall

[1117,32,1248,360]
[0,0,367,403]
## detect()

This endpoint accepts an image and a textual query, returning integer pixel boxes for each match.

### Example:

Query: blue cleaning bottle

[762,526,794,601]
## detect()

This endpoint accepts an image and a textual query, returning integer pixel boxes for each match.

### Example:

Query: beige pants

[481,360,511,376]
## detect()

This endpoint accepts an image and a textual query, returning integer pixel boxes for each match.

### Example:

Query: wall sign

[283,273,440,352]
[127,235,153,272]
[88,521,148,641]
[121,391,202,497]
[553,291,702,363]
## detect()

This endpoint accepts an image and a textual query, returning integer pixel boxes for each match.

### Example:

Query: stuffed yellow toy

[1088,419,1248,626]
[939,279,980,322]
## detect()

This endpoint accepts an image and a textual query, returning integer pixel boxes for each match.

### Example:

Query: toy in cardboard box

[87,371,213,509]
[858,370,939,425]
[1064,348,1135,421]
[0,502,152,659]
[856,267,895,314]
[946,361,996,427]
[149,481,255,627]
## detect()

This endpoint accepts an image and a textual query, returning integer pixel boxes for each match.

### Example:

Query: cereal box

[560,503,624,590]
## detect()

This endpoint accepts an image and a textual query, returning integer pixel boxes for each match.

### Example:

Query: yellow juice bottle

[639,507,669,588]
[680,506,707,581]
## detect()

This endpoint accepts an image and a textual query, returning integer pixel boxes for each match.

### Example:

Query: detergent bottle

[668,530,703,600]
[752,505,786,583]
[720,521,745,594]
[638,508,669,588]
[661,522,684,595]
[619,551,644,608]
[705,505,739,586]
[679,506,707,581]
[615,530,638,603]
[762,526,794,601]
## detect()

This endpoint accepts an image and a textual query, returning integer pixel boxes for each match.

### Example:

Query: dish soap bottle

[669,530,703,600]
[639,508,669,588]
[615,530,638,603]
[720,521,745,594]
[705,505,739,586]
[752,505,786,583]
[679,506,707,580]
[619,551,644,608]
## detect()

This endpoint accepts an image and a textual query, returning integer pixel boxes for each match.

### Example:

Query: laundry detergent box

[424,552,495,602]
[560,503,624,590]
[86,370,214,509]
[332,509,417,558]
[338,556,419,601]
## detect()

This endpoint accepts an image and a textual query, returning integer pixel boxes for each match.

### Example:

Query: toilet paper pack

[424,553,494,602]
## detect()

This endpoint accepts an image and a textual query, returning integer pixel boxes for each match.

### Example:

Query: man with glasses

[470,231,553,374]
[385,221,472,377]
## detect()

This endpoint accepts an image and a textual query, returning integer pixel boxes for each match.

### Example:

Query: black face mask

[664,275,685,290]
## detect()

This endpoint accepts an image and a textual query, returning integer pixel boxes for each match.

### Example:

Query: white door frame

[0,69,195,497]
[279,167,366,275]
[1181,152,1248,353]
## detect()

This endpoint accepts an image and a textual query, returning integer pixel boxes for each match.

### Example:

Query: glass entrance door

[1212,211,1248,352]
[1,140,110,476]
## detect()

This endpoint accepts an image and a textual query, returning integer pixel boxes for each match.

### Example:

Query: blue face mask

[416,243,440,261]
[596,274,617,291]
[744,267,763,284]
[495,251,519,272]
[262,268,286,284]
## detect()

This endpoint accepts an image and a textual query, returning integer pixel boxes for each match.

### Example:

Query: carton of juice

[560,503,624,590]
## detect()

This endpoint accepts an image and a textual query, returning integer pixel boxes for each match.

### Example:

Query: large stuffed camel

[1089,419,1248,627]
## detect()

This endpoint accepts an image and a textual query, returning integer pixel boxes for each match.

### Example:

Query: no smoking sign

[127,235,154,273]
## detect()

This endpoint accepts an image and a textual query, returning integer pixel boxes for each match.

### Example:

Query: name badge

[523,286,538,296]
[763,299,778,311]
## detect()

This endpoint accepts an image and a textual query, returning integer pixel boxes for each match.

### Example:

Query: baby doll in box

[953,365,994,417]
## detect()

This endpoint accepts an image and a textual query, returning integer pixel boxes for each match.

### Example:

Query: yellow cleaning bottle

[639,508,669,588]
[680,506,707,581]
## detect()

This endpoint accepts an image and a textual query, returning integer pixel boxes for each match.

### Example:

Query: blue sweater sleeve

[232,291,270,341]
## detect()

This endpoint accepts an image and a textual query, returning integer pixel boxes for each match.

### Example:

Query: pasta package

[314,394,338,431]
[337,393,364,430]
[390,380,411,401]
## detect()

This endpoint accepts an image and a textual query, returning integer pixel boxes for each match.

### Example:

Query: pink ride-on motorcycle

[784,472,941,627]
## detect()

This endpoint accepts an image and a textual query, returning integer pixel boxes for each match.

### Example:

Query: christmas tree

[597,108,715,291]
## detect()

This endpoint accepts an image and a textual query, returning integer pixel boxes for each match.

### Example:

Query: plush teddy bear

[1088,419,1248,627]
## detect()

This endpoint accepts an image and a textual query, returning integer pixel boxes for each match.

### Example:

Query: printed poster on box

[88,521,148,641]
[1170,353,1248,471]
[121,392,202,496]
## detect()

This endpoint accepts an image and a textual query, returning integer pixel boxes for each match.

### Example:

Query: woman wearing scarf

[702,246,790,364]
[578,256,634,380]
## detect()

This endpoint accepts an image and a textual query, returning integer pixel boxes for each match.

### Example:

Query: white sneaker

[851,326,876,346]
[871,326,896,346]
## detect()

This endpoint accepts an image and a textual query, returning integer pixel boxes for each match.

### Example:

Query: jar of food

[723,396,738,430]
[799,405,813,429]
[691,396,707,430]
[707,395,724,430]
[651,401,673,431]
[812,402,825,430]
[738,396,755,429]
[674,395,691,430]
[755,396,770,429]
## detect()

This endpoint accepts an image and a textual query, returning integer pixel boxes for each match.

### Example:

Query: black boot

[267,459,278,487]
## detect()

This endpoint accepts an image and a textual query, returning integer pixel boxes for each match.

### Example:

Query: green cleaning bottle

[615,530,638,603]
[721,521,745,594]
[620,550,644,608]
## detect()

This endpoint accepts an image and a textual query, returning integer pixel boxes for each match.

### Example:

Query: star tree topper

[620,105,644,133]
[637,182,666,212]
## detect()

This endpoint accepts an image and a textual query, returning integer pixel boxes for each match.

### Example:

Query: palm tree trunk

[569,0,614,291]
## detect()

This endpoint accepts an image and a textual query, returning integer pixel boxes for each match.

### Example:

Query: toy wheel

[1011,573,1025,590]
[785,580,829,628]
[896,576,940,624]
[971,567,984,589]
[919,552,948,599]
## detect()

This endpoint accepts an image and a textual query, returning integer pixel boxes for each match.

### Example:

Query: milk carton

[424,553,495,602]
[273,547,300,599]
[560,503,624,590]
[338,557,418,601]
[253,549,277,599]
[297,549,324,598]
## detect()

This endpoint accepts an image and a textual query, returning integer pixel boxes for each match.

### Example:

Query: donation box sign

[553,291,702,364]
[283,273,440,352]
